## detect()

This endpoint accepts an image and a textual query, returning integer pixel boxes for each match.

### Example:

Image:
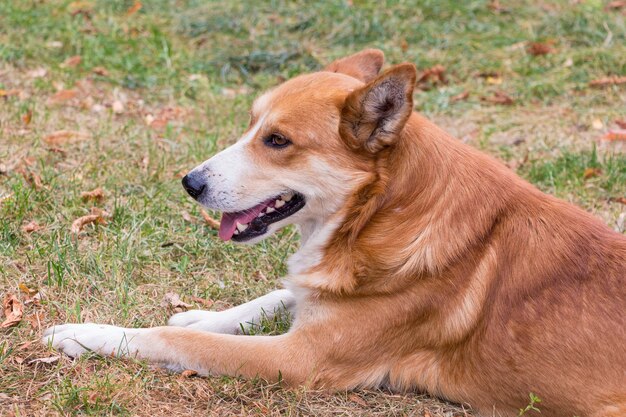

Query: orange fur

[46,50,626,417]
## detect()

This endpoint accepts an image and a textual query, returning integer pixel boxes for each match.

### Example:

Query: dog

[43,49,625,417]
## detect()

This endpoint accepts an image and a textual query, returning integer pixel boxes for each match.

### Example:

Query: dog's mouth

[219,191,305,242]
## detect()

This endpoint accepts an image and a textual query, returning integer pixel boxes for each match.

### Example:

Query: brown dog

[44,50,626,417]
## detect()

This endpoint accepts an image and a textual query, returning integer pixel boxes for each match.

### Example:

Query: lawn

[1,0,625,415]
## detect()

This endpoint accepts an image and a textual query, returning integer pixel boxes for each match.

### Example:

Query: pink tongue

[218,199,274,241]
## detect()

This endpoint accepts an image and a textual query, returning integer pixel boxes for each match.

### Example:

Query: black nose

[181,174,206,199]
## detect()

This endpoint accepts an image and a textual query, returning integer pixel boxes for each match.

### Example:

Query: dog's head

[183,49,416,244]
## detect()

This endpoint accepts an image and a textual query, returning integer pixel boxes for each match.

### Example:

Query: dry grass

[1,1,625,416]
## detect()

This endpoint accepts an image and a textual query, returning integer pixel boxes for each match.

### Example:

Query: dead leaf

[614,119,626,129]
[0,89,21,98]
[488,0,508,13]
[583,167,601,179]
[527,41,554,56]
[180,369,198,378]
[485,75,502,85]
[416,64,447,87]
[609,197,626,205]
[29,356,60,364]
[482,91,514,105]
[252,271,267,282]
[181,211,193,223]
[22,110,32,126]
[1,293,23,328]
[602,129,626,141]
[80,187,105,202]
[92,66,109,76]
[190,296,214,308]
[200,209,220,230]
[592,119,604,130]
[61,55,81,68]
[589,76,626,88]
[70,207,110,236]
[27,68,47,78]
[43,130,89,145]
[112,100,124,114]
[21,221,41,233]
[161,292,192,313]
[14,356,24,365]
[400,38,409,52]
[49,89,78,103]
[126,1,142,16]
[20,169,43,190]
[605,1,626,10]
[450,91,470,103]
[348,394,368,407]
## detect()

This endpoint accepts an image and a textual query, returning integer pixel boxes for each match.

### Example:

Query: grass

[1,0,625,415]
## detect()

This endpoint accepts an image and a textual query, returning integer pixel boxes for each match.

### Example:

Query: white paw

[42,323,144,358]
[168,310,242,334]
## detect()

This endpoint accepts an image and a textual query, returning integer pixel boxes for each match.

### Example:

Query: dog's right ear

[339,63,417,154]
[325,49,384,83]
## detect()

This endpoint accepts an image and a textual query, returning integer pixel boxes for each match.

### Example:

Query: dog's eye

[264,133,291,148]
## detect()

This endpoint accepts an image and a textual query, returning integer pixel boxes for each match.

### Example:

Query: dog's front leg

[168,289,296,334]
[42,325,317,383]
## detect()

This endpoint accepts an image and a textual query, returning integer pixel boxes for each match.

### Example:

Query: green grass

[1,0,625,415]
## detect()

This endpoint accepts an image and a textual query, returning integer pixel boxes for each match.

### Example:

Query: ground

[1,1,625,416]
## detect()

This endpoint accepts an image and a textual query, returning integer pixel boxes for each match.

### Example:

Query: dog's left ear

[325,49,384,83]
[339,63,417,154]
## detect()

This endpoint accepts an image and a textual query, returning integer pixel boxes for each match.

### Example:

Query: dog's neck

[289,113,531,295]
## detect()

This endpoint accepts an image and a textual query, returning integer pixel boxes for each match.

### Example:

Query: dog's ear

[325,49,384,83]
[339,63,417,154]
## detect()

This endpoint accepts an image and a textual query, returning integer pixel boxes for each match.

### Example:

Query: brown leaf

[22,110,32,126]
[92,66,109,76]
[605,1,626,10]
[615,119,626,129]
[20,169,43,190]
[190,296,214,308]
[1,293,23,328]
[602,129,626,141]
[488,0,508,13]
[180,369,198,378]
[112,100,124,114]
[400,38,409,52]
[49,89,78,103]
[482,91,514,105]
[181,211,193,223]
[200,209,220,230]
[0,89,21,98]
[126,1,142,16]
[527,41,554,56]
[80,187,105,202]
[21,221,41,233]
[61,55,82,68]
[29,356,60,364]
[589,76,626,88]
[252,271,268,282]
[161,292,193,312]
[348,394,368,407]
[18,283,37,296]
[416,64,447,87]
[27,68,47,78]
[43,130,89,145]
[450,91,470,103]
[70,207,110,235]
[609,197,626,205]
[583,167,601,179]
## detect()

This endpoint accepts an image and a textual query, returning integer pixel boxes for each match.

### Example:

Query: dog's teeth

[266,207,275,213]
[236,222,248,232]
[234,229,240,235]
[283,192,293,202]
[258,212,265,217]
[275,199,285,208]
